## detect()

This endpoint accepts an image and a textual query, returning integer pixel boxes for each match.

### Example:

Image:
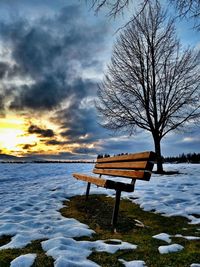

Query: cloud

[0,62,9,79]
[97,133,153,155]
[0,94,5,115]
[161,126,200,156]
[9,77,68,111]
[28,125,54,137]
[73,146,98,155]
[46,74,109,148]
[0,5,108,113]
[22,143,37,150]
[45,139,63,146]
[27,151,95,160]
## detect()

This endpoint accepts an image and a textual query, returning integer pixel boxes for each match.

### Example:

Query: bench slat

[95,161,154,171]
[97,151,155,163]
[93,168,151,181]
[73,173,134,192]
[73,173,107,187]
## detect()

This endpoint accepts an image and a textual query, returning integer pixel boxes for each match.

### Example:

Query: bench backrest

[93,151,156,181]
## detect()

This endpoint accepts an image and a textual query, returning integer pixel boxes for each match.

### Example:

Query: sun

[0,116,38,155]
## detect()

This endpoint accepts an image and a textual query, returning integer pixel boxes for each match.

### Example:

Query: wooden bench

[73,151,156,228]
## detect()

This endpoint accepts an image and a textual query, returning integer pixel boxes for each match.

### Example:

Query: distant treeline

[164,153,200,163]
[97,152,200,164]
[97,153,129,159]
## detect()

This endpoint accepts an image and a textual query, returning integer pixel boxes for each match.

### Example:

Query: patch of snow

[10,253,36,267]
[174,234,200,240]
[42,237,136,266]
[130,164,200,225]
[152,233,171,243]
[54,257,100,267]
[119,259,147,267]
[158,244,184,254]
[190,264,200,267]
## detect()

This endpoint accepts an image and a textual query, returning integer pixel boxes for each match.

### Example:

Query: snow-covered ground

[0,163,200,266]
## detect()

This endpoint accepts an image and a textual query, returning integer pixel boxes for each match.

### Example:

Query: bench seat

[73,173,135,192]
[72,151,156,229]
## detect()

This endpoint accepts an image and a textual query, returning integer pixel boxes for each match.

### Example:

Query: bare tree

[89,0,131,17]
[170,0,200,30]
[86,0,200,30]
[86,0,148,17]
[96,2,200,173]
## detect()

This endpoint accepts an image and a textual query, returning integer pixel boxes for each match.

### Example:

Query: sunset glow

[0,116,37,155]
[0,114,85,158]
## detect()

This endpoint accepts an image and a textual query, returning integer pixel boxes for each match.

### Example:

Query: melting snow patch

[129,164,200,225]
[42,237,137,266]
[158,244,184,254]
[152,233,171,243]
[175,234,200,240]
[54,257,99,267]
[119,259,147,267]
[0,232,44,250]
[10,254,36,267]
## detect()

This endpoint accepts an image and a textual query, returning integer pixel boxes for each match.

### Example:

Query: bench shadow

[61,194,142,233]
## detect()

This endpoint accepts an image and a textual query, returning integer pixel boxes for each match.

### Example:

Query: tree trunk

[153,134,164,173]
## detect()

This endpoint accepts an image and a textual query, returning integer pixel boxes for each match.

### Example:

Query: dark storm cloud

[9,77,68,110]
[41,74,108,147]
[33,151,95,160]
[58,99,105,144]
[46,139,62,146]
[0,4,108,111]
[28,125,54,137]
[73,147,98,155]
[97,134,153,156]
[22,143,37,150]
[162,128,200,156]
[0,94,4,111]
[0,62,20,80]
[0,62,8,79]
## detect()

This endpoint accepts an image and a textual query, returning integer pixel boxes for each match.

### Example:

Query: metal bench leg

[85,182,91,200]
[111,190,121,229]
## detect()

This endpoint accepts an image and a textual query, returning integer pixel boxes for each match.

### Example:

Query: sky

[0,0,199,160]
